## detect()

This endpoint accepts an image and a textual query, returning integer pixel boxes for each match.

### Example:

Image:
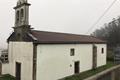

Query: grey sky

[0,0,120,48]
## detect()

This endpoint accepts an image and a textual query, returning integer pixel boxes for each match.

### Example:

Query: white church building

[2,0,107,80]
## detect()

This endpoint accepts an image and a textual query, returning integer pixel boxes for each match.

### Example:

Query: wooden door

[16,62,21,80]
[0,61,2,75]
[74,61,80,74]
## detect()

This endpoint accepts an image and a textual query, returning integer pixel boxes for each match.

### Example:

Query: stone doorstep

[84,65,120,80]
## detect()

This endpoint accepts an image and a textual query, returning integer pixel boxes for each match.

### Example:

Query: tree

[92,17,120,48]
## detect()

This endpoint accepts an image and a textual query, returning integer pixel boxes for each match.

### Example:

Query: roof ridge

[32,30,91,37]
[31,30,106,44]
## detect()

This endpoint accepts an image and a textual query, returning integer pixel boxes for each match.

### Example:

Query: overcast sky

[0,0,120,48]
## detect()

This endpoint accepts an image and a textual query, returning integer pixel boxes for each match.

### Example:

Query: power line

[86,0,117,34]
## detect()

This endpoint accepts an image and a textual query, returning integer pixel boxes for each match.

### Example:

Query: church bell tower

[13,0,31,41]
[14,0,30,26]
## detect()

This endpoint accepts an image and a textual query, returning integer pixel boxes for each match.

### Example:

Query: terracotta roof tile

[31,30,106,44]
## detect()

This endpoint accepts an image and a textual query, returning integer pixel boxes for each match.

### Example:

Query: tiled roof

[31,30,106,44]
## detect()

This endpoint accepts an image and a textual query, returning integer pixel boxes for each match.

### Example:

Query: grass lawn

[0,74,15,80]
[60,61,115,80]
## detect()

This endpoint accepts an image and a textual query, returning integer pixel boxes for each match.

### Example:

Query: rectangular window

[70,48,75,56]
[102,48,104,53]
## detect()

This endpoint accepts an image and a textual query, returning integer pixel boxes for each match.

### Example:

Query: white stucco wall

[3,42,106,80]
[2,64,10,75]
[36,44,106,80]
[8,42,33,80]
[96,44,107,67]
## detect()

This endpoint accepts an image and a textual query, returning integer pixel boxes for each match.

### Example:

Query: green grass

[60,61,115,80]
[0,74,15,80]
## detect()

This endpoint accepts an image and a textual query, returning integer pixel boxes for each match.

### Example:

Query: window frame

[102,48,104,54]
[70,48,75,56]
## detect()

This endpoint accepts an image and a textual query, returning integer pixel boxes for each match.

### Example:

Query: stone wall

[84,65,120,80]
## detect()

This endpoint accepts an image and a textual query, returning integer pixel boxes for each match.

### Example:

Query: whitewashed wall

[8,42,33,80]
[96,44,107,67]
[3,42,106,80]
[2,64,10,75]
[36,44,106,80]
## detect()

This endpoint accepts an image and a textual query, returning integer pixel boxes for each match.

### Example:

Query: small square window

[70,48,75,56]
[102,48,104,53]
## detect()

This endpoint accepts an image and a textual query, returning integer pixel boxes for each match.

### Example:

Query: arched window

[21,9,24,18]
[16,11,20,22]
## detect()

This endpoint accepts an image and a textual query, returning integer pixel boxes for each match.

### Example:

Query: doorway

[16,62,21,80]
[74,61,80,74]
[0,61,2,75]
